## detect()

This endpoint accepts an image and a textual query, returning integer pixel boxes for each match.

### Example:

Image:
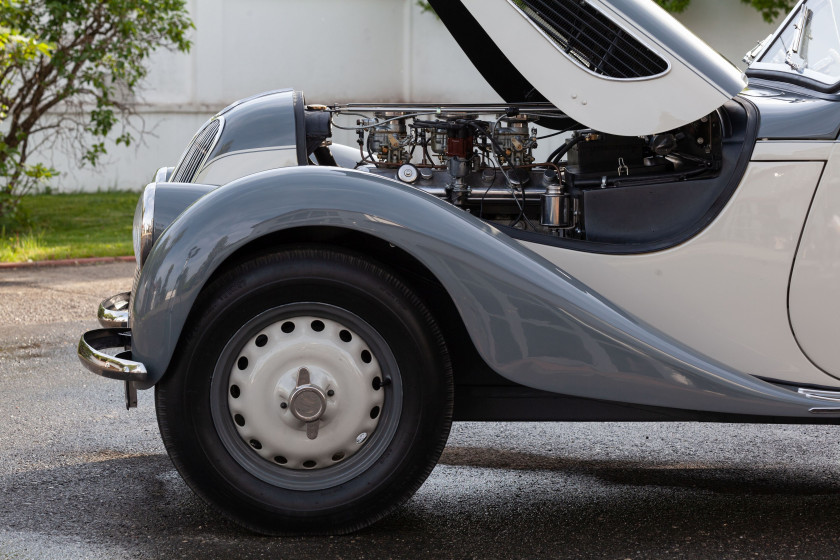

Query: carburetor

[492,116,538,167]
[359,112,411,165]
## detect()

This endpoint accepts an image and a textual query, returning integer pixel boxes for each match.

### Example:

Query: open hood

[429,0,747,135]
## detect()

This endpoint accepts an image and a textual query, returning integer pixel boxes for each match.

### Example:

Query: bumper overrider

[77,292,148,408]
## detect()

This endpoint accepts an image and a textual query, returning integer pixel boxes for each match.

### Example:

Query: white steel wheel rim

[210,303,402,491]
[228,315,384,469]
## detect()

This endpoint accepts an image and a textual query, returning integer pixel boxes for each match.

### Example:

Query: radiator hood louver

[429,0,747,135]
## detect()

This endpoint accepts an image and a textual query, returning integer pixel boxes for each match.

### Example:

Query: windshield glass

[755,0,840,85]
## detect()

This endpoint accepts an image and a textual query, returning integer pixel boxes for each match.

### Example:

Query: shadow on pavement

[440,446,840,495]
[3,446,840,558]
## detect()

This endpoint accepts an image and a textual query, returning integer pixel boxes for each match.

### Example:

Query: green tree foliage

[416,0,436,15]
[0,0,193,227]
[658,0,795,22]
[654,0,693,13]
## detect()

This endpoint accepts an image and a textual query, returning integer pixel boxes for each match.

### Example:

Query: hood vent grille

[516,0,668,79]
[171,118,223,183]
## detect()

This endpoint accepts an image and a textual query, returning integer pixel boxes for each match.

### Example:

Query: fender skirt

[132,166,833,418]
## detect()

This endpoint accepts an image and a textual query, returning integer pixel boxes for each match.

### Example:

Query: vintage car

[78,0,840,535]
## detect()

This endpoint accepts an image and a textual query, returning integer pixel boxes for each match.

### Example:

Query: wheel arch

[131,166,510,390]
[170,225,490,393]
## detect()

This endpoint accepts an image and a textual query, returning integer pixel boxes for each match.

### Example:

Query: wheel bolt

[280,402,288,409]
[327,389,335,397]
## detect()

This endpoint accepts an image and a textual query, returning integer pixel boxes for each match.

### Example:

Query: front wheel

[155,248,453,534]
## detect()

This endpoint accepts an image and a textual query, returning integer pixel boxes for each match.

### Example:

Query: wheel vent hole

[370,406,380,419]
[372,377,381,390]
[250,439,262,450]
[234,414,245,426]
[237,357,248,370]
[281,322,295,334]
[255,334,268,347]
[361,350,372,364]
[230,385,240,398]
[303,460,317,468]
[339,329,352,343]
[274,456,288,464]
[311,320,325,332]
[332,452,345,462]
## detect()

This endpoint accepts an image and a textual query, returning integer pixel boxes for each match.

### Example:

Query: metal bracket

[785,5,813,72]
[617,157,629,176]
[125,381,138,410]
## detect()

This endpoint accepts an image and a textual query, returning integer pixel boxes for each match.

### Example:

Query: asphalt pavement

[2,262,840,559]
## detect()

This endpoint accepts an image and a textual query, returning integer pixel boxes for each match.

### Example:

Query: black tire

[155,247,453,535]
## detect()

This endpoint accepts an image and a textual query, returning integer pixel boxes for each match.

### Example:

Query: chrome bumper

[77,328,148,383]
[97,291,130,328]
[79,292,147,409]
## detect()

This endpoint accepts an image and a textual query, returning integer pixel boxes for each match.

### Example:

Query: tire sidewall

[156,249,451,533]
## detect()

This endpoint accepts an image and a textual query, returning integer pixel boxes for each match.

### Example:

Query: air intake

[171,118,223,183]
[515,0,668,79]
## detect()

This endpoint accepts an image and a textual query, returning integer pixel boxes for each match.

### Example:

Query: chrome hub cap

[289,367,327,439]
[290,386,325,422]
[226,315,385,470]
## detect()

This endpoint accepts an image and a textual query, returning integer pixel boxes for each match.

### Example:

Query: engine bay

[306,101,735,245]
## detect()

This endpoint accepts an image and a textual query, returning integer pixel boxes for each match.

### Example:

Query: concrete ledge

[0,256,134,270]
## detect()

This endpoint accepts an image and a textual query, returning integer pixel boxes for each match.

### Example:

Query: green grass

[0,191,139,262]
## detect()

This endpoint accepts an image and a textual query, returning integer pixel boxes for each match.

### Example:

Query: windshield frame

[746,0,840,92]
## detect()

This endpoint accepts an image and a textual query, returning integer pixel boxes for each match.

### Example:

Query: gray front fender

[132,166,834,418]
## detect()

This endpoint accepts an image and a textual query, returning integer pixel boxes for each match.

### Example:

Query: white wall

[43,0,781,191]
[674,0,781,67]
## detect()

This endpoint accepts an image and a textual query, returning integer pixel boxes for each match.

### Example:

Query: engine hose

[548,134,584,164]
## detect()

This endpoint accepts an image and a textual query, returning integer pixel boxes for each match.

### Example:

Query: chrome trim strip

[340,102,563,113]
[97,292,130,328]
[808,407,840,414]
[77,328,148,383]
[139,183,155,267]
[170,116,225,183]
[154,166,174,183]
[798,388,840,402]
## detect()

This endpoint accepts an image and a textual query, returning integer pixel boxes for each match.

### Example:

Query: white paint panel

[523,161,835,385]
[789,143,840,375]
[751,141,834,161]
[461,0,743,135]
[195,148,299,185]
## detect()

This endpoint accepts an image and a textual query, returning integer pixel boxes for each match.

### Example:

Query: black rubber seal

[292,91,308,166]
[747,68,840,95]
